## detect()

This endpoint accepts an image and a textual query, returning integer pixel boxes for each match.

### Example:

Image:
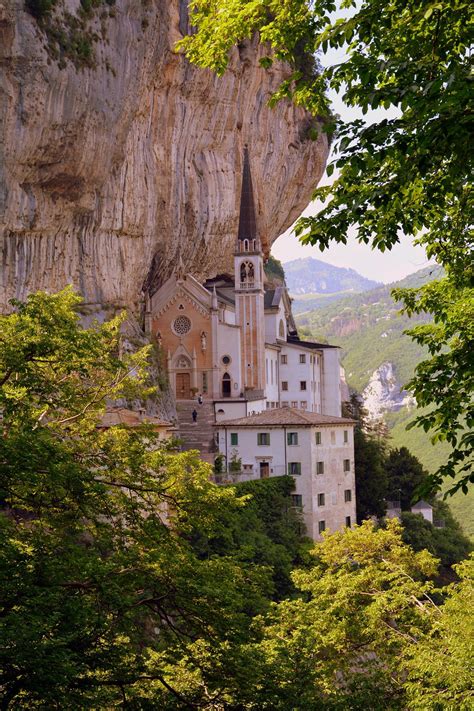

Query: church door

[222,373,231,398]
[259,462,270,479]
[176,372,191,399]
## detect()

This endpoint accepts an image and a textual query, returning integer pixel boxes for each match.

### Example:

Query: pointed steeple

[237,147,258,246]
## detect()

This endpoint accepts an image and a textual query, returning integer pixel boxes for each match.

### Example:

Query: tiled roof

[218,407,355,427]
[100,408,174,429]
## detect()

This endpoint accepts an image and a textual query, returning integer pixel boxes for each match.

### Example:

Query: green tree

[386,446,430,510]
[247,520,440,709]
[0,289,271,708]
[345,395,388,521]
[179,0,474,497]
[401,500,472,570]
[403,556,474,711]
[235,521,472,710]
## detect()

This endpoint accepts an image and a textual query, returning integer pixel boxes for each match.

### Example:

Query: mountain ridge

[283,256,381,297]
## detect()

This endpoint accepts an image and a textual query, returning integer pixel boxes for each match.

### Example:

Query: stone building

[148,150,356,538]
[216,409,356,540]
[149,149,345,421]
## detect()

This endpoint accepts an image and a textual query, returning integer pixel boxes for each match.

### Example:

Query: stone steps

[176,400,216,462]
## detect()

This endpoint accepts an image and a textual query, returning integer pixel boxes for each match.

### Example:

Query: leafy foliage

[263,254,285,284]
[386,446,431,510]
[0,289,273,707]
[1,290,472,707]
[401,500,472,570]
[344,395,388,522]
[392,278,474,496]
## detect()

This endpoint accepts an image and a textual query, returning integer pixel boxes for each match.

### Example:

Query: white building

[216,408,356,540]
[147,149,356,539]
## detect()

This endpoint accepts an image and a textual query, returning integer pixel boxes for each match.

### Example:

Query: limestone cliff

[0,0,329,313]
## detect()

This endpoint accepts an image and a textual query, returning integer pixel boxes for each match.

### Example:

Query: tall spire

[237,147,258,244]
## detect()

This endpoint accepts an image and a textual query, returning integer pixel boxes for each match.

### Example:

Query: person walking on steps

[198,394,203,406]
[192,409,198,423]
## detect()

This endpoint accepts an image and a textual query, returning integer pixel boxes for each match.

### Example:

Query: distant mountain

[283,257,381,298]
[295,264,473,540]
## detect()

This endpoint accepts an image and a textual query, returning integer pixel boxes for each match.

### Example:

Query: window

[291,494,303,508]
[281,381,288,391]
[344,430,348,444]
[222,355,231,365]
[266,402,270,409]
[281,401,289,407]
[344,489,352,503]
[288,462,301,476]
[300,401,307,410]
[299,354,306,364]
[172,315,192,336]
[317,493,325,507]
[281,354,288,364]
[230,433,238,446]
[343,459,351,472]
[315,431,321,445]
[316,461,324,475]
[257,433,270,446]
[287,432,298,446]
[279,320,285,338]
[345,516,351,528]
[330,431,336,444]
[291,401,298,408]
[202,371,208,393]
[300,381,307,391]
[318,520,326,534]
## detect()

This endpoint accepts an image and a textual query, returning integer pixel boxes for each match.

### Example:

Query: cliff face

[0,0,329,313]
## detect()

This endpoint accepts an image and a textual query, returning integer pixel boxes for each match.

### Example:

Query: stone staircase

[175,400,216,464]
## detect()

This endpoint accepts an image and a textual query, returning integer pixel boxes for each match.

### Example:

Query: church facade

[149,149,345,423]
[147,149,356,539]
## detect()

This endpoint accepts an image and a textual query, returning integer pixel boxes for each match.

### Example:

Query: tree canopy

[1,290,473,707]
[179,0,474,496]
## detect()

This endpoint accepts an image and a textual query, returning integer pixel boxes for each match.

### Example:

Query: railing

[239,281,256,290]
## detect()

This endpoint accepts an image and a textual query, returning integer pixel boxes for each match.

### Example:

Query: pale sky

[271,22,432,285]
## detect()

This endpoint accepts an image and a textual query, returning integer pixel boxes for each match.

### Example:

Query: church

[146,149,357,540]
[148,149,346,424]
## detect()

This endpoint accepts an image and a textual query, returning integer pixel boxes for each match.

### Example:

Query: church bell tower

[234,148,266,393]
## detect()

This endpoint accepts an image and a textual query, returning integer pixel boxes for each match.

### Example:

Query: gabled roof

[411,500,433,510]
[264,286,285,310]
[218,407,355,428]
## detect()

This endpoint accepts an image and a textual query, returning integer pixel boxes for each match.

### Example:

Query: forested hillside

[283,256,380,301]
[296,265,473,538]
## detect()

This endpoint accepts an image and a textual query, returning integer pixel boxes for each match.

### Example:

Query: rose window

[172,315,191,336]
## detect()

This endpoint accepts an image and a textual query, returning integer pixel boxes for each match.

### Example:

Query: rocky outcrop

[362,362,415,421]
[0,0,329,314]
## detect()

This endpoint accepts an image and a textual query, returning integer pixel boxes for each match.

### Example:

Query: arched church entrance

[174,355,192,399]
[222,372,231,398]
[176,372,191,399]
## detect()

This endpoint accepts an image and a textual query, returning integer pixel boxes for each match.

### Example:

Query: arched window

[252,239,257,251]
[243,239,249,252]
[279,320,285,338]
[222,372,231,398]
[240,261,254,284]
